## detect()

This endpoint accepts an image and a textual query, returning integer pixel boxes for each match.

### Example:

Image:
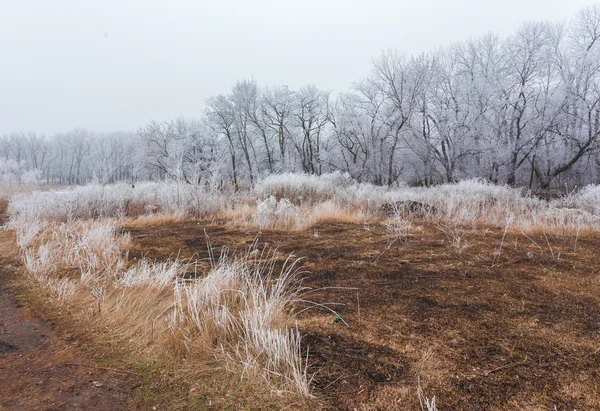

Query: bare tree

[291,85,331,175]
[206,95,239,190]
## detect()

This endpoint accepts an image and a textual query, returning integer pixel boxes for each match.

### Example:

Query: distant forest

[3,4,600,190]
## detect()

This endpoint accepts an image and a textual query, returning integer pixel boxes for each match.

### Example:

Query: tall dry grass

[9,209,312,396]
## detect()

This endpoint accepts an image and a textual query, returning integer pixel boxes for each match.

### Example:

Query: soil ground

[0,201,138,411]
[123,218,600,410]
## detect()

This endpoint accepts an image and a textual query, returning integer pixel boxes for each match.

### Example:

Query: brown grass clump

[122,213,184,228]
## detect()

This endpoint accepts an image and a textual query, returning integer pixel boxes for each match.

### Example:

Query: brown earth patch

[124,219,600,409]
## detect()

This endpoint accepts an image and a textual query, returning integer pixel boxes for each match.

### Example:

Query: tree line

[3,5,600,190]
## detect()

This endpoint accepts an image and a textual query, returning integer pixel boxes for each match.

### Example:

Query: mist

[1,0,596,133]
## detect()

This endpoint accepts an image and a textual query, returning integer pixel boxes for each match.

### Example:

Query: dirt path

[0,201,137,410]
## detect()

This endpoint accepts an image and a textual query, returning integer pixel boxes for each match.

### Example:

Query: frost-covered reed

[9,172,600,234]
[20,220,128,282]
[117,258,184,289]
[8,180,226,223]
[254,174,600,232]
[172,249,310,394]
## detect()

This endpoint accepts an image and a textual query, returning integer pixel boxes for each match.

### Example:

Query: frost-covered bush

[254,196,278,228]
[0,158,42,186]
[410,179,544,224]
[0,159,28,184]
[255,172,395,221]
[8,180,228,224]
[340,182,389,209]
[568,184,600,216]
[20,169,42,185]
[253,174,560,227]
[8,183,129,222]
[255,172,355,204]
[254,196,301,229]
[276,198,301,228]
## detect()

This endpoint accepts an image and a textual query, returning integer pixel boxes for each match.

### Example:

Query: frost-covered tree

[5,4,600,190]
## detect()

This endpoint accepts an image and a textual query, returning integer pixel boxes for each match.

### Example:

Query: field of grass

[3,174,600,409]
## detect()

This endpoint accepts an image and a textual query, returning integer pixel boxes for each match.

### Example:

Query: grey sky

[1,0,597,134]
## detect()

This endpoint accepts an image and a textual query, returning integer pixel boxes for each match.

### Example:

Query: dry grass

[10,212,314,404]
[6,176,600,409]
[121,213,184,228]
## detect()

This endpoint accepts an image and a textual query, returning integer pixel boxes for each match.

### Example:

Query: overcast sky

[1,0,597,134]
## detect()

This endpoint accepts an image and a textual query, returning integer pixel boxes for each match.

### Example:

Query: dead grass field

[0,200,312,410]
[123,218,600,409]
[4,180,600,409]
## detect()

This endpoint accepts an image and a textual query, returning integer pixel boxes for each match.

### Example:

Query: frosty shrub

[254,196,301,229]
[413,179,541,223]
[0,158,37,184]
[252,174,600,231]
[8,180,228,223]
[371,179,539,226]
[255,171,355,204]
[254,172,394,220]
[569,184,600,216]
